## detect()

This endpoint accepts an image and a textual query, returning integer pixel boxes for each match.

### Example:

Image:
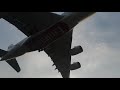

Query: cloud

[0,19,26,50]
[71,12,120,78]
[0,12,120,78]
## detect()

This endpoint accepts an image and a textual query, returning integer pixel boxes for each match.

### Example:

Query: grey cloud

[73,12,120,49]
[0,12,120,78]
[0,19,26,50]
[71,12,120,78]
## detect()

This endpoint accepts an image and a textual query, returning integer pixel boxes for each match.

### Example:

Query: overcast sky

[0,12,120,78]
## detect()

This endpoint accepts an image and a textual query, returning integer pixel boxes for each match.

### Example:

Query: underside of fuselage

[0,12,95,78]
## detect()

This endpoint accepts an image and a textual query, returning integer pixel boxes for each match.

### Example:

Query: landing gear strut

[38,49,44,52]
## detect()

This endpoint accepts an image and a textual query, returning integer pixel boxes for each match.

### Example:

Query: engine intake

[70,62,81,70]
[70,46,83,56]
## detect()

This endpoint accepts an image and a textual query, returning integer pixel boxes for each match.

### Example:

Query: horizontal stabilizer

[6,59,21,72]
[0,49,7,57]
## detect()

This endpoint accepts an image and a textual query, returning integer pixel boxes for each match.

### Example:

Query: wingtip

[15,66,21,73]
[16,68,21,73]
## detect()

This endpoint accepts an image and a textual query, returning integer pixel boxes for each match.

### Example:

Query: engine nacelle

[70,46,83,56]
[70,62,81,70]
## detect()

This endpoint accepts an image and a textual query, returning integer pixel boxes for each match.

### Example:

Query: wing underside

[6,59,21,72]
[3,12,63,36]
[0,49,20,72]
[1,12,73,78]
[44,30,73,78]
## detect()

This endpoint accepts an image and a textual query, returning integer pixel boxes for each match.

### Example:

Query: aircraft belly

[25,21,70,52]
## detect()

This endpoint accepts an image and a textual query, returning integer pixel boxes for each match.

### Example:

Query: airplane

[0,12,95,78]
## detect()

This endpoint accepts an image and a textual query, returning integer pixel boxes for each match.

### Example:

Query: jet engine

[70,62,81,70]
[70,46,83,56]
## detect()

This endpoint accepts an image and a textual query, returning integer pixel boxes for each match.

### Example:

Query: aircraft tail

[0,49,21,72]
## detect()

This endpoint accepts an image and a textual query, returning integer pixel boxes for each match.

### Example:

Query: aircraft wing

[3,12,63,36]
[0,49,20,72]
[6,59,21,72]
[44,30,73,78]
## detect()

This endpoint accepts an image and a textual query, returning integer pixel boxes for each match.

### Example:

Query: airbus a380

[0,12,95,78]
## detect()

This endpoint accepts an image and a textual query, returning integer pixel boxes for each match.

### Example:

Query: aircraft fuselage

[1,12,94,61]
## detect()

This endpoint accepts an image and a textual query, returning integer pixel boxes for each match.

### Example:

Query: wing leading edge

[3,12,63,36]
[44,30,73,78]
